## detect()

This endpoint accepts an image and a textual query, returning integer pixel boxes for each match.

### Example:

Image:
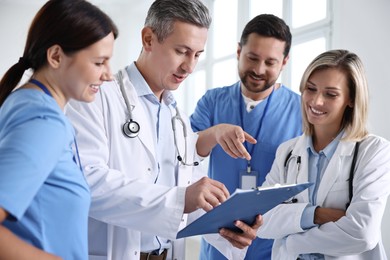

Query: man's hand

[196,124,257,159]
[184,177,230,213]
[219,214,263,249]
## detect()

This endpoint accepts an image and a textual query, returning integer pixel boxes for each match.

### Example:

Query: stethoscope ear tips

[123,120,140,138]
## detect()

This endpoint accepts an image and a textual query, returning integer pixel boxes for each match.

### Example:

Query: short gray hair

[145,0,211,42]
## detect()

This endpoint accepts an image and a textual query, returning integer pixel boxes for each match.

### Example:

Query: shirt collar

[306,130,344,159]
[126,62,176,107]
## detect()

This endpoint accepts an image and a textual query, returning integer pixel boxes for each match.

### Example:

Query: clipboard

[176,182,312,239]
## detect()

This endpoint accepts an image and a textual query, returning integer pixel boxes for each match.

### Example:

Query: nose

[312,92,325,105]
[101,64,113,81]
[180,56,197,74]
[253,61,266,75]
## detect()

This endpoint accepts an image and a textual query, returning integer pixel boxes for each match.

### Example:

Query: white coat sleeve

[261,136,390,257]
[283,136,390,257]
[182,123,208,227]
[65,91,185,240]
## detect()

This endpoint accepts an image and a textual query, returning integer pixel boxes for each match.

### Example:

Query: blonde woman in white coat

[258,49,390,259]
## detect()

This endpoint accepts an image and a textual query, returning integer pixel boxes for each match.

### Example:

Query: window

[174,0,332,114]
[291,0,327,28]
[213,0,238,59]
[290,37,327,92]
[250,0,283,18]
[287,0,331,92]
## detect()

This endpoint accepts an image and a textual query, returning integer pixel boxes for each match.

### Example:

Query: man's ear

[46,45,63,69]
[281,54,289,69]
[236,42,242,60]
[141,27,154,51]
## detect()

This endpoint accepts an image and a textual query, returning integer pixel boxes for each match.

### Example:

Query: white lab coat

[258,134,390,259]
[66,69,205,260]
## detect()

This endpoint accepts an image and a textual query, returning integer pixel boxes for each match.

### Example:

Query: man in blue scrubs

[191,14,302,259]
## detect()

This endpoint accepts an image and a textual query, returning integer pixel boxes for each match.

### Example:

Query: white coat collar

[316,138,357,205]
[289,133,357,205]
[118,68,156,161]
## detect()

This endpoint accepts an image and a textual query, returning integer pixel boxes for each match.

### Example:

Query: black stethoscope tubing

[115,70,198,166]
[283,142,359,206]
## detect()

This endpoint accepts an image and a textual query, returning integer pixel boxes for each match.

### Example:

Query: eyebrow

[307,80,341,90]
[93,55,111,60]
[247,52,279,61]
[177,45,205,54]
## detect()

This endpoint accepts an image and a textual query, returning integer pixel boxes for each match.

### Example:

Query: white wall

[97,1,154,71]
[331,0,390,254]
[332,0,390,138]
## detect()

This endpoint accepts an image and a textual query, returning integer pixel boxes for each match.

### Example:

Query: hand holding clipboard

[177,182,312,238]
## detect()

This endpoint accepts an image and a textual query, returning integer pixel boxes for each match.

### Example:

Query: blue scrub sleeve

[190,90,214,132]
[0,100,68,220]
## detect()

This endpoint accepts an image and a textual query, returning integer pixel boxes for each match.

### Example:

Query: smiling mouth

[248,72,266,82]
[310,106,326,115]
[90,85,100,91]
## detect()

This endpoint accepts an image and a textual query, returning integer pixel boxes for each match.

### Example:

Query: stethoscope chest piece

[116,70,140,138]
[123,119,140,138]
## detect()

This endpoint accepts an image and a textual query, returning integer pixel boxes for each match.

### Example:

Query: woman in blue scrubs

[0,0,117,259]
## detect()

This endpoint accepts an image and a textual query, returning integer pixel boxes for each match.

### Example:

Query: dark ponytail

[0,58,31,106]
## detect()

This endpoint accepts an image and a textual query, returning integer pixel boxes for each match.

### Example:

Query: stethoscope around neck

[283,142,360,207]
[115,70,198,166]
[171,107,199,166]
[116,70,140,138]
[283,151,302,203]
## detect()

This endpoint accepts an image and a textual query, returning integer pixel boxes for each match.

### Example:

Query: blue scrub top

[190,82,302,260]
[0,89,90,259]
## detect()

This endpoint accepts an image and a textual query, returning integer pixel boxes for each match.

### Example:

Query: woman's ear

[348,99,354,108]
[46,45,63,69]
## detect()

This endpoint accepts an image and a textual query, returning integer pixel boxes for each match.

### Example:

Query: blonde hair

[299,49,369,141]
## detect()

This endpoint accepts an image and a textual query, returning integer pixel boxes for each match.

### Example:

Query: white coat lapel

[169,106,191,231]
[120,70,156,160]
[292,137,311,201]
[315,141,355,205]
[169,106,193,186]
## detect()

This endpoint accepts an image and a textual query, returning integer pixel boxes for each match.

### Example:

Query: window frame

[176,0,332,115]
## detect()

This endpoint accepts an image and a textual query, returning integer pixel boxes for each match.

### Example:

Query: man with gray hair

[66,0,261,259]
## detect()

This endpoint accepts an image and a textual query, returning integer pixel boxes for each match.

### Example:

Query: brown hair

[239,14,291,57]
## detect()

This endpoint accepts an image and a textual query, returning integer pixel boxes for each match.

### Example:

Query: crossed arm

[314,207,345,225]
